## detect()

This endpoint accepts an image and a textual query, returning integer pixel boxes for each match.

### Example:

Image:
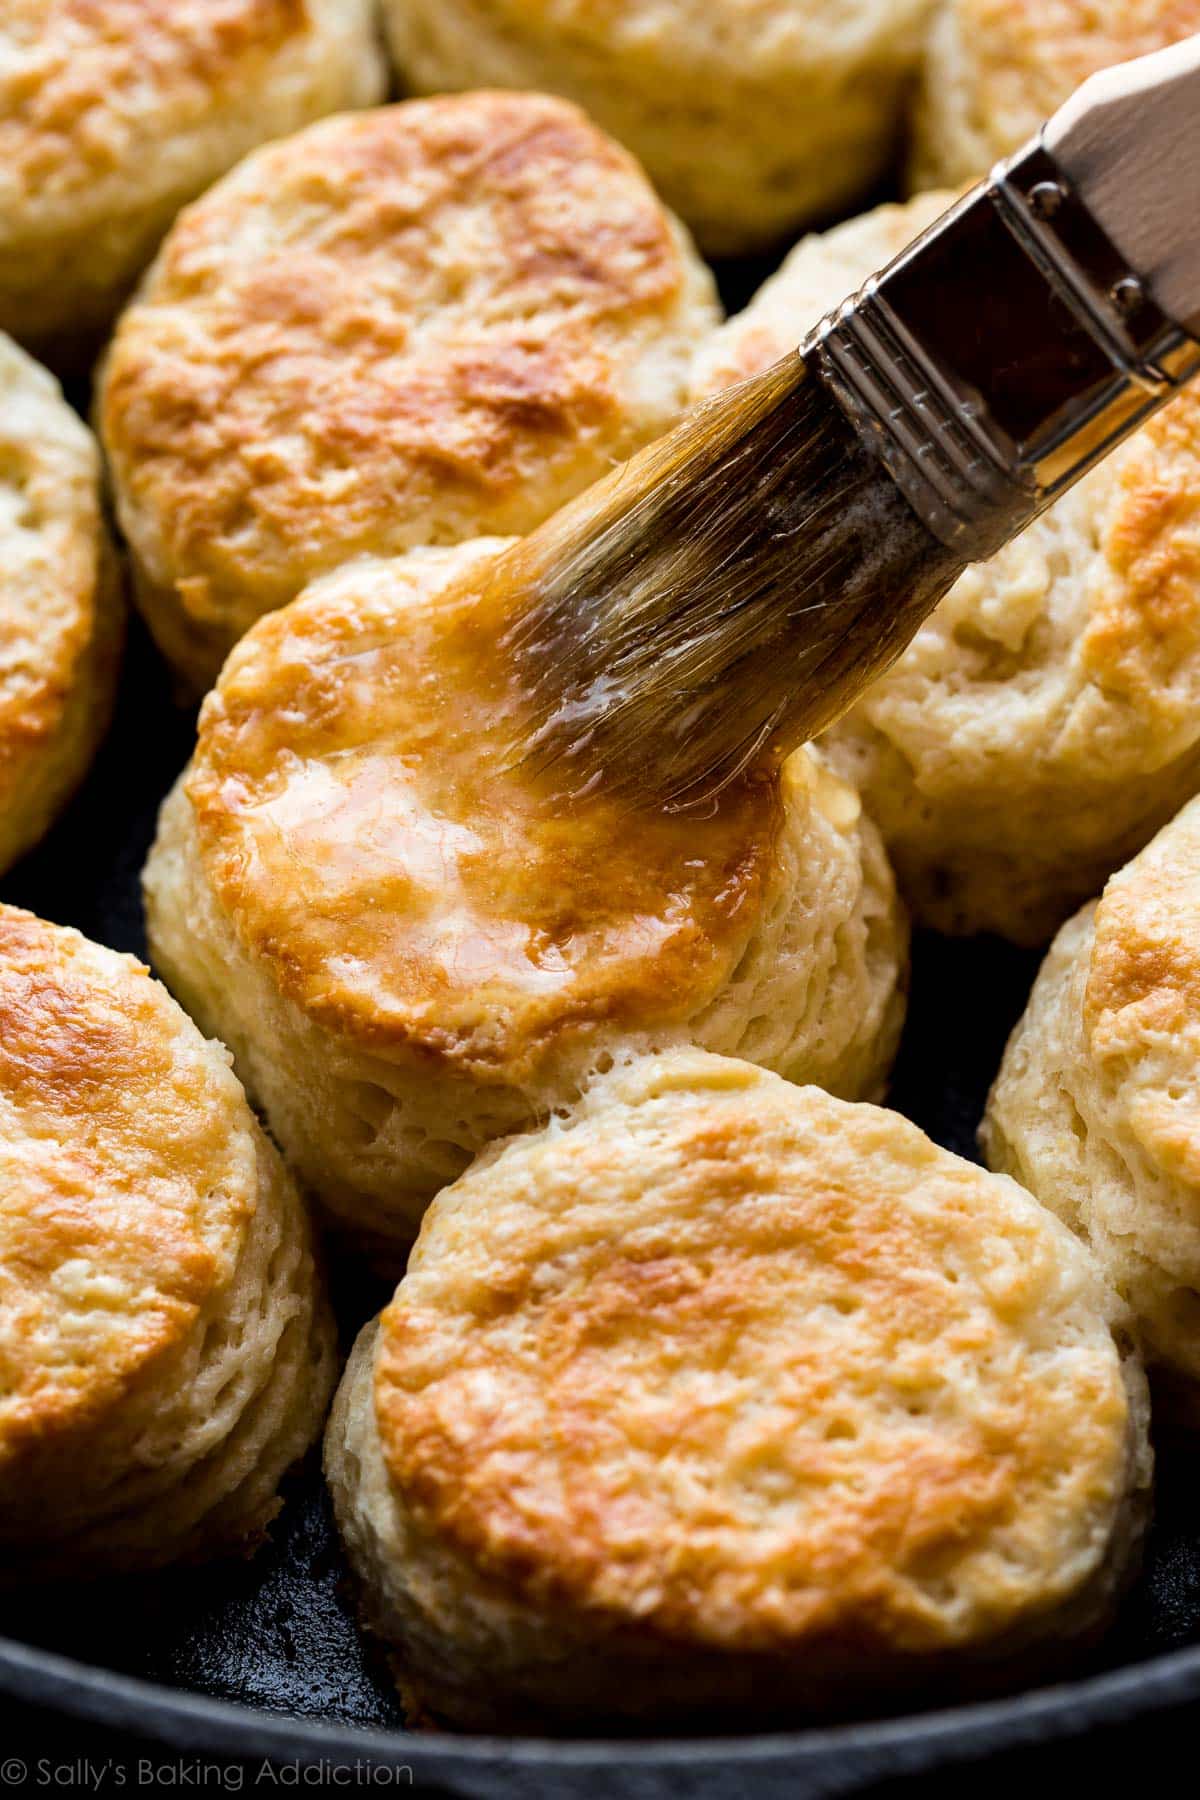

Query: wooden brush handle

[1045,33,1200,335]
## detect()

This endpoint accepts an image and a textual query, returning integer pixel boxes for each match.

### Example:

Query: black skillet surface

[4,257,1200,1795]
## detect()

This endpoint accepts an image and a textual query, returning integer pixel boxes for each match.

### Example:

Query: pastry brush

[496,35,1200,809]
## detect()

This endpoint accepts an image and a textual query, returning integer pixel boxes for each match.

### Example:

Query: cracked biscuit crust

[985,796,1200,1400]
[99,91,718,688]
[0,0,385,352]
[326,1050,1148,1729]
[0,906,334,1575]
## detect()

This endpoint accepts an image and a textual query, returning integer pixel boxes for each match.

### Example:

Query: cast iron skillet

[6,619,1200,1800]
[4,257,1200,1790]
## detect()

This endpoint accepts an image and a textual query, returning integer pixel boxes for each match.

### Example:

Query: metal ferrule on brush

[812,137,1200,561]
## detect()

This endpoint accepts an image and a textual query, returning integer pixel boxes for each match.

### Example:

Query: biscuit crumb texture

[697,193,1200,943]
[0,333,121,878]
[327,1050,1149,1730]
[99,92,719,689]
[144,540,907,1260]
[0,906,335,1578]
[0,0,385,351]
[986,794,1200,1401]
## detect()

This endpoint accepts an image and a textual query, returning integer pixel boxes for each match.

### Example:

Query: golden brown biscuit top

[187,545,781,1080]
[99,92,713,634]
[0,335,107,797]
[1086,797,1200,1186]
[0,0,310,209]
[1080,392,1200,715]
[0,907,257,1470]
[937,0,1200,154]
[375,1052,1132,1650]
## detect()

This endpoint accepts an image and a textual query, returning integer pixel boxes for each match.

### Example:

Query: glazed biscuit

[0,334,121,879]
[326,1049,1150,1731]
[381,0,934,255]
[98,91,720,690]
[985,795,1200,1407]
[911,0,1200,190]
[0,906,336,1579]
[696,194,1200,944]
[144,540,908,1263]
[0,0,385,358]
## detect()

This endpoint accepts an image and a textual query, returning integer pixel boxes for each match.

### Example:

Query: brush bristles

[502,353,962,810]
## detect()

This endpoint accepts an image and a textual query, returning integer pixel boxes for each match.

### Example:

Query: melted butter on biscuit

[189,542,781,1078]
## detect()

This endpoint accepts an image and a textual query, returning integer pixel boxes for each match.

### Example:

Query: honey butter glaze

[187,542,783,1085]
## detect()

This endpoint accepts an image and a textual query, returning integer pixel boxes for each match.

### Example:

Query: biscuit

[985,795,1200,1406]
[696,193,1200,943]
[325,1048,1150,1730]
[0,905,336,1579]
[144,539,908,1263]
[98,91,720,690]
[381,0,933,255]
[0,0,385,357]
[0,334,122,879]
[910,0,1200,190]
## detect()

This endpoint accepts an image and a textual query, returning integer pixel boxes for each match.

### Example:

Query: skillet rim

[4,1629,1200,1789]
